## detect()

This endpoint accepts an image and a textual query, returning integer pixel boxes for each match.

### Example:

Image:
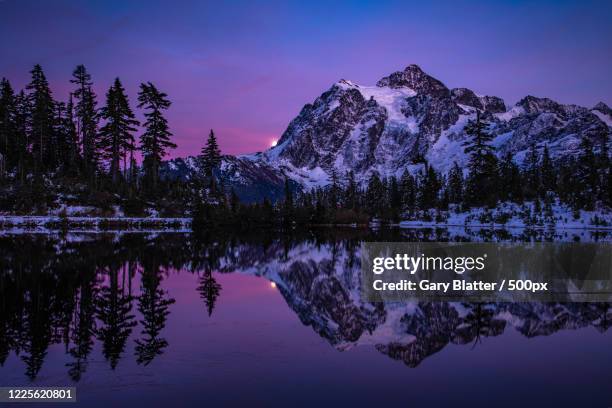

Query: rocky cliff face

[162,64,612,198]
[262,64,610,186]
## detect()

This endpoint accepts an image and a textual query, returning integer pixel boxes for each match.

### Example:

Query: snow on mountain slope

[162,65,611,199]
[260,64,611,185]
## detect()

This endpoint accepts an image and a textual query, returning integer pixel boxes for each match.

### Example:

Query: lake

[0,228,610,407]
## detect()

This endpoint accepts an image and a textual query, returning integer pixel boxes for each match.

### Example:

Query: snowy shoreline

[397,221,612,231]
[0,215,191,232]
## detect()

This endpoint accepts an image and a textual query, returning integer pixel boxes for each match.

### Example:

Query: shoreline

[0,215,191,232]
[0,215,611,232]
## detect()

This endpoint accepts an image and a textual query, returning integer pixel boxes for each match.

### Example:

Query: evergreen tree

[229,189,240,214]
[388,176,401,211]
[343,170,359,210]
[523,144,540,199]
[497,151,523,203]
[63,95,80,173]
[200,129,221,178]
[99,78,139,184]
[328,169,341,210]
[52,101,70,172]
[462,112,498,206]
[557,158,578,207]
[540,144,555,196]
[0,78,16,173]
[128,150,138,193]
[575,137,599,210]
[282,178,294,222]
[417,163,440,209]
[12,91,29,183]
[70,65,98,177]
[365,172,385,216]
[596,129,610,205]
[399,170,416,214]
[138,82,175,193]
[447,161,464,204]
[26,64,56,171]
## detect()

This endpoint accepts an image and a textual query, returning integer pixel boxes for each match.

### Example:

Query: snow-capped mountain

[263,64,610,185]
[162,64,611,199]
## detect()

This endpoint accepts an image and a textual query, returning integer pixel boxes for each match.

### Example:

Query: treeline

[0,65,183,213]
[198,112,610,227]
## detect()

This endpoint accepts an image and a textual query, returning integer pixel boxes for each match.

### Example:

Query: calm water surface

[0,229,610,407]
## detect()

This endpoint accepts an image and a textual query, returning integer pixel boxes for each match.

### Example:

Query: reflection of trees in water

[0,228,610,380]
[459,303,505,348]
[67,277,97,381]
[21,276,52,381]
[96,265,137,370]
[135,261,175,366]
[198,270,221,317]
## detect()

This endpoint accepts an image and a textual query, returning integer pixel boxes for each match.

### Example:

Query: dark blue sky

[1,0,611,156]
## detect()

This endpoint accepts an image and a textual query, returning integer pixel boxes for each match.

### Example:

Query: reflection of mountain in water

[0,229,610,380]
[223,238,612,367]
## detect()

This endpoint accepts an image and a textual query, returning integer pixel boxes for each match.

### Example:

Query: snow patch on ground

[400,202,612,230]
[0,216,191,232]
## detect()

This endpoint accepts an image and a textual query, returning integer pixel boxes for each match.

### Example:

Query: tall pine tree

[596,129,610,206]
[365,172,385,216]
[575,137,598,210]
[138,82,175,193]
[447,161,464,204]
[462,111,498,207]
[13,91,29,183]
[26,64,55,171]
[540,144,555,196]
[498,151,523,203]
[70,65,98,177]
[523,144,540,199]
[399,170,416,214]
[99,78,139,185]
[343,170,359,210]
[200,129,221,178]
[63,94,80,174]
[0,78,16,175]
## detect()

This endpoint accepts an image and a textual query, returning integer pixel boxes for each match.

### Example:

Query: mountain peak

[451,88,506,114]
[516,95,564,114]
[404,63,426,73]
[593,102,612,115]
[376,64,449,97]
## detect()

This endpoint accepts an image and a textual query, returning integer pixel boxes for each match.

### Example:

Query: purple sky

[1,0,611,158]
